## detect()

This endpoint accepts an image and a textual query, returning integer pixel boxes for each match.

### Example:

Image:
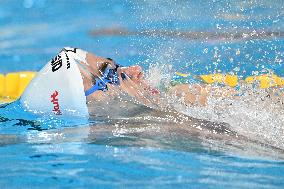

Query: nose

[125,66,143,79]
[127,65,142,73]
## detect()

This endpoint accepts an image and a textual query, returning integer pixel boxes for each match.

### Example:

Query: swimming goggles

[83,60,122,96]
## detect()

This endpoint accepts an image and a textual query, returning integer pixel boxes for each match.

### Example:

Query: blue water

[1,0,284,188]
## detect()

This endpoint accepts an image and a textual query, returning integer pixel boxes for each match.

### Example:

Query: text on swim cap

[50,90,62,115]
[62,47,78,70]
[62,47,77,53]
[64,52,71,69]
[51,54,63,72]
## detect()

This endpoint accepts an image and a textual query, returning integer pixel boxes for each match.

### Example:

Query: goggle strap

[85,77,109,96]
[84,63,121,97]
[85,85,99,96]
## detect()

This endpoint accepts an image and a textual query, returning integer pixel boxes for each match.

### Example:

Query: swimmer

[9,47,278,149]
[5,47,282,156]
[20,47,166,119]
[21,47,230,134]
[19,47,264,119]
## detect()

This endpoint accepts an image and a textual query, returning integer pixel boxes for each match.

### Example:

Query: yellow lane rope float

[175,72,284,89]
[0,72,36,103]
[1,71,284,104]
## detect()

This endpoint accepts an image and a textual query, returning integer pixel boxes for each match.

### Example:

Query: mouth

[137,71,143,79]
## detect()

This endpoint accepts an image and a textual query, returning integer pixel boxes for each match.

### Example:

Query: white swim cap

[20,47,89,118]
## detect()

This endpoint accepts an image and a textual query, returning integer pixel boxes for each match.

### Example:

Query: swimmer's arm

[168,84,208,106]
[168,84,238,106]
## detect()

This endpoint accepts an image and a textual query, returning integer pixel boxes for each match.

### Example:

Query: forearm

[168,84,239,106]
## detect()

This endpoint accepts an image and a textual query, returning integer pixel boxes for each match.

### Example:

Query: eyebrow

[98,62,110,74]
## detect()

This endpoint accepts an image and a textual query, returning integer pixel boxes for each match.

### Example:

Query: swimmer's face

[119,65,144,82]
[80,52,152,102]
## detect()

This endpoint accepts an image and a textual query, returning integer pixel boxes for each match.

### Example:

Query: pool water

[1,0,284,188]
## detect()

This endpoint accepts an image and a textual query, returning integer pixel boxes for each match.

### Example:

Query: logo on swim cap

[51,54,63,72]
[20,47,89,118]
[50,90,62,115]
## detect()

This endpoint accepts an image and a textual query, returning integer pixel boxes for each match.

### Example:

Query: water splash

[162,79,284,150]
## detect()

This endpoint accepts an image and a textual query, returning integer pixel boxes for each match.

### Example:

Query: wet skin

[75,52,245,138]
[79,52,240,108]
[79,52,162,109]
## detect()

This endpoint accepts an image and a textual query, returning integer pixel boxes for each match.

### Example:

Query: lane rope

[1,71,284,103]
